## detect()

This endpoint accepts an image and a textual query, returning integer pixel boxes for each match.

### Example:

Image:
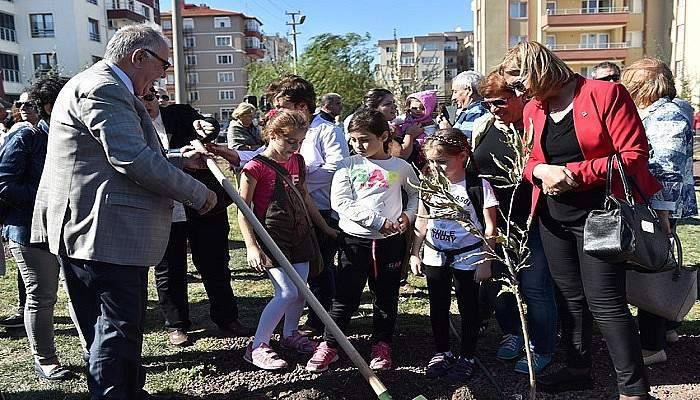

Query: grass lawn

[0,197,698,399]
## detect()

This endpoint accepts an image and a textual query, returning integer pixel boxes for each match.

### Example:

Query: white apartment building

[106,0,160,41]
[0,0,108,99]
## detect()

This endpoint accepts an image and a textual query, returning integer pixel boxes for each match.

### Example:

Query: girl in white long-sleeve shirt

[306,108,419,373]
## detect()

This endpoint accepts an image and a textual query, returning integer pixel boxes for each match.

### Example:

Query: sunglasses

[158,95,170,101]
[14,101,37,110]
[483,98,510,108]
[142,48,171,71]
[506,79,527,94]
[595,73,620,82]
[142,94,156,102]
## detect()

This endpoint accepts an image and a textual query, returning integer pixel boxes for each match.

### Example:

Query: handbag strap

[254,154,314,227]
[605,154,635,204]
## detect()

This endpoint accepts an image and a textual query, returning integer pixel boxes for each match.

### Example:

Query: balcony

[106,9,146,23]
[542,7,629,31]
[0,27,15,42]
[245,46,264,59]
[547,42,629,61]
[1,68,19,83]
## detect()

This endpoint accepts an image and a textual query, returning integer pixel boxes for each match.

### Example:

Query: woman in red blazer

[498,42,660,400]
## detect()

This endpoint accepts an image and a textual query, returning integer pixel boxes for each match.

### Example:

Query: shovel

[191,140,427,400]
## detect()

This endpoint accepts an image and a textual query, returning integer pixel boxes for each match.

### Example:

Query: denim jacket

[0,119,49,244]
[639,97,698,219]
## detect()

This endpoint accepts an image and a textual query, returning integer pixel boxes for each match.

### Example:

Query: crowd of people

[0,23,697,400]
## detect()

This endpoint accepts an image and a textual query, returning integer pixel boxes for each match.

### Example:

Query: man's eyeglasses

[158,95,170,102]
[142,48,171,71]
[14,101,37,110]
[595,73,620,82]
[483,98,510,109]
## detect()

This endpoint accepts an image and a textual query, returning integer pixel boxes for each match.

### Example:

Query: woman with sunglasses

[471,71,558,376]
[499,42,660,400]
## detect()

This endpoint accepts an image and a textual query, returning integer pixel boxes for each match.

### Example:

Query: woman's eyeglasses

[483,98,509,109]
[14,101,37,110]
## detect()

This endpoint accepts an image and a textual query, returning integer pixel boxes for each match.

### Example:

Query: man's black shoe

[537,367,593,393]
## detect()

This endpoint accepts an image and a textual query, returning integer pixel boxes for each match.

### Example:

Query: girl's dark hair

[363,88,393,109]
[348,108,391,151]
[29,76,70,121]
[423,128,477,170]
[267,74,316,113]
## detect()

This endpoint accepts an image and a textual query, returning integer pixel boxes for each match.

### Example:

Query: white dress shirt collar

[105,60,135,95]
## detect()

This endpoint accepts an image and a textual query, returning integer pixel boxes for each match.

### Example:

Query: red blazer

[523,75,661,216]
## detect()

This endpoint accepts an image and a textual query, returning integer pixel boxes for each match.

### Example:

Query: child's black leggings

[423,264,479,358]
[323,234,404,347]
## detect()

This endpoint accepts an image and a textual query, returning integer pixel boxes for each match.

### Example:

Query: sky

[158,0,474,53]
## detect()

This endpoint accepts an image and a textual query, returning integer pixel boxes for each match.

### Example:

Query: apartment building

[106,0,160,42]
[472,0,673,76]
[160,4,264,121]
[670,0,699,107]
[0,0,108,99]
[262,33,292,63]
[376,31,474,101]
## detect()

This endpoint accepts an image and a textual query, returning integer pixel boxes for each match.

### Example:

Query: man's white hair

[320,93,342,107]
[453,71,483,92]
[104,23,170,63]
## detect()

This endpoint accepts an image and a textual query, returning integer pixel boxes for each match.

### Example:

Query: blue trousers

[494,225,558,354]
[59,255,148,400]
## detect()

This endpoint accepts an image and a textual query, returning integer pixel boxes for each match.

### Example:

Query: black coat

[159,104,230,218]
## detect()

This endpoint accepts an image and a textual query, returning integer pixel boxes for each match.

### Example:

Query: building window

[33,53,58,73]
[580,33,609,49]
[245,37,261,49]
[218,71,234,82]
[444,41,458,51]
[420,56,440,64]
[509,35,528,47]
[675,60,684,78]
[385,46,395,53]
[219,90,235,100]
[187,72,198,84]
[400,43,414,52]
[87,0,98,4]
[0,12,16,42]
[141,5,150,19]
[214,17,231,28]
[509,1,528,18]
[166,73,175,84]
[0,52,20,83]
[30,14,54,38]
[580,66,591,77]
[216,36,232,47]
[88,18,100,41]
[162,20,172,30]
[400,56,414,65]
[546,35,556,49]
[245,19,259,32]
[217,54,233,64]
[183,18,194,30]
[445,56,456,64]
[445,68,458,79]
[422,42,438,51]
[189,91,200,102]
[423,84,439,91]
[220,107,235,121]
[186,55,197,65]
[184,36,196,48]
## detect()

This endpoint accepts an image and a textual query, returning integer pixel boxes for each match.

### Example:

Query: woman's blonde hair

[261,109,309,141]
[621,58,676,109]
[498,41,575,100]
[232,102,256,120]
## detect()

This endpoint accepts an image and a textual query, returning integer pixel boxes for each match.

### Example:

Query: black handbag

[583,154,671,272]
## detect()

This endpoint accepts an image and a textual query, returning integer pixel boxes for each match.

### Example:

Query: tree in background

[246,32,376,117]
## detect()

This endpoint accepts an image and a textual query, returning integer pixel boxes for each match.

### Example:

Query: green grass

[0,188,698,398]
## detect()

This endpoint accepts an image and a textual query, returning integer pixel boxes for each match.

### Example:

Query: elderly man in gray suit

[30,23,217,400]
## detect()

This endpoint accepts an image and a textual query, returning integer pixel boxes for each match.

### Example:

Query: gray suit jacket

[30,61,209,266]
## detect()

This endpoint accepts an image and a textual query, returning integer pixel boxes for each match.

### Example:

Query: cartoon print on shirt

[350,166,400,189]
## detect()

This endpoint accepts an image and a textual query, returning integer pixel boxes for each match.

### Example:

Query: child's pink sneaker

[281,331,318,354]
[369,341,392,370]
[243,342,288,370]
[305,341,339,373]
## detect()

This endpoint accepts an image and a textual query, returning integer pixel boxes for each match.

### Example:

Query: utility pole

[172,0,187,104]
[285,11,305,74]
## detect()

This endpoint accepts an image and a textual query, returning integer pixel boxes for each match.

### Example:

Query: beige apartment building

[670,0,699,107]
[160,4,264,121]
[262,33,292,63]
[376,31,474,101]
[472,0,673,76]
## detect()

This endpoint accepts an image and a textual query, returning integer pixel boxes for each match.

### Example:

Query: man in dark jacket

[141,88,249,346]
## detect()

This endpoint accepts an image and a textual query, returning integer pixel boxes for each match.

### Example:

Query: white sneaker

[642,349,667,366]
